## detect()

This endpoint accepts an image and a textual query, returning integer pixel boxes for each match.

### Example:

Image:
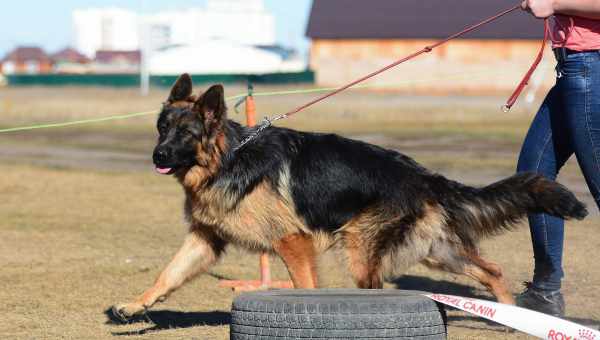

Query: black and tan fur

[113,74,587,319]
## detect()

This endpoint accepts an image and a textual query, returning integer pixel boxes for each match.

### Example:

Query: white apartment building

[73,0,276,58]
[73,8,139,58]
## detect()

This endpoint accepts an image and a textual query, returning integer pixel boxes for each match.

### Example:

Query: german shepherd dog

[113,74,587,319]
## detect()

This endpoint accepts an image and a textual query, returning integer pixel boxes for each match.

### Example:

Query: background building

[72,8,139,58]
[142,0,275,50]
[0,0,310,85]
[93,50,141,74]
[73,0,275,58]
[69,0,297,76]
[0,47,53,74]
[148,42,303,75]
[306,0,553,94]
[51,47,90,74]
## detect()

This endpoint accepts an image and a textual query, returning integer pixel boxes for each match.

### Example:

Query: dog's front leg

[113,227,225,320]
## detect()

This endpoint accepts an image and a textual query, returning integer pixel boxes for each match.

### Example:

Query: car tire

[230,289,447,340]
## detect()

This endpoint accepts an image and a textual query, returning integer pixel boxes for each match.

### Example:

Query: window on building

[2,61,16,74]
[25,60,40,74]
[150,24,172,49]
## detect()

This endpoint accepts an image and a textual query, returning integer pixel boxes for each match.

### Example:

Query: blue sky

[0,0,312,57]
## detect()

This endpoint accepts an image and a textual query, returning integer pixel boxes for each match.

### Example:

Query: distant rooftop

[51,47,90,64]
[306,0,543,40]
[95,50,141,64]
[2,46,51,63]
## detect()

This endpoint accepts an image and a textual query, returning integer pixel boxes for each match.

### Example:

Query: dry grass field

[1,85,599,339]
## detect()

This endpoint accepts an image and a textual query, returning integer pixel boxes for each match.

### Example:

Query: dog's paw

[111,302,146,321]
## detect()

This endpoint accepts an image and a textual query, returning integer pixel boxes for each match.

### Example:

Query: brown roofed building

[51,47,91,74]
[92,50,141,74]
[0,46,53,74]
[306,0,554,94]
[52,47,90,64]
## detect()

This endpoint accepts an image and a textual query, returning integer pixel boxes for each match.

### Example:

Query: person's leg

[516,85,573,316]
[564,52,600,214]
[517,86,573,290]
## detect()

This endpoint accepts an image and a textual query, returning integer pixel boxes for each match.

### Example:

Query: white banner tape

[424,293,599,340]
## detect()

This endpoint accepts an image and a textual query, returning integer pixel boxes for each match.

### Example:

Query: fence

[4,71,315,87]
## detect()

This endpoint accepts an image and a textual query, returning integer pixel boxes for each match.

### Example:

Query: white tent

[148,41,300,75]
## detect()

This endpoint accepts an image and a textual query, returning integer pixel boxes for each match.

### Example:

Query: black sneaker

[515,282,565,318]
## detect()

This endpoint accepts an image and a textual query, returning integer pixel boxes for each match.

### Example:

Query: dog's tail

[442,172,588,242]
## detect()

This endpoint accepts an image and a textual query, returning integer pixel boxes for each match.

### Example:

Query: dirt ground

[1,86,599,339]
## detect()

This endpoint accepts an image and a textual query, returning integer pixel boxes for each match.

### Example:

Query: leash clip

[234,116,274,152]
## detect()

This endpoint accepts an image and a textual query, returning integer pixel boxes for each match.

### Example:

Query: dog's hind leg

[461,252,514,305]
[273,233,318,289]
[112,226,226,320]
[424,249,514,305]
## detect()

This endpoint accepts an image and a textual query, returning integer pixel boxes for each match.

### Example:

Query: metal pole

[139,0,149,96]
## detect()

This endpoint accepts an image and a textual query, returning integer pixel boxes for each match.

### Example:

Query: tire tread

[230,289,446,340]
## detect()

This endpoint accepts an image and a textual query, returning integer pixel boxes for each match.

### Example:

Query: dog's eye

[158,125,168,134]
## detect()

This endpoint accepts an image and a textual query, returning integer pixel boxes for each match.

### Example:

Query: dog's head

[153,74,227,175]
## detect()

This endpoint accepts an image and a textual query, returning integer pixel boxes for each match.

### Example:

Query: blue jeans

[517,50,600,292]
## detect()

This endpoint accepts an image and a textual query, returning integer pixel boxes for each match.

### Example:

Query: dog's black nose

[153,148,169,164]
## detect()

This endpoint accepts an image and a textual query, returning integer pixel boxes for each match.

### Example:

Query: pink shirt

[550,15,600,51]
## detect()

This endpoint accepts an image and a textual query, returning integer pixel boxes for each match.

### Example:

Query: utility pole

[139,0,150,96]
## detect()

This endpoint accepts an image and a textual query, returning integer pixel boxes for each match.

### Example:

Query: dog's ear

[168,73,193,102]
[194,84,227,131]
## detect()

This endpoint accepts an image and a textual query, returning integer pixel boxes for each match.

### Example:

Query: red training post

[218,84,293,292]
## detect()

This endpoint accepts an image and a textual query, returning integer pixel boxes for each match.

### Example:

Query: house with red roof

[51,47,91,74]
[92,50,141,74]
[1,46,53,74]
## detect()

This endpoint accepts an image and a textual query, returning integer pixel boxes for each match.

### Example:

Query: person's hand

[521,0,555,19]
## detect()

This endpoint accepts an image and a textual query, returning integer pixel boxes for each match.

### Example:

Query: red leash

[503,19,549,112]
[236,4,547,149]
[282,4,524,119]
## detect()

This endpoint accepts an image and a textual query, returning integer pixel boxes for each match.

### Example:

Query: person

[517,0,600,317]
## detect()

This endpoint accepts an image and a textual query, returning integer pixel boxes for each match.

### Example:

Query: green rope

[0,111,158,133]
[0,95,242,133]
[0,87,346,134]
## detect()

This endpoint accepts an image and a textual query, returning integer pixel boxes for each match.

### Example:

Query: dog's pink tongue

[155,167,172,174]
